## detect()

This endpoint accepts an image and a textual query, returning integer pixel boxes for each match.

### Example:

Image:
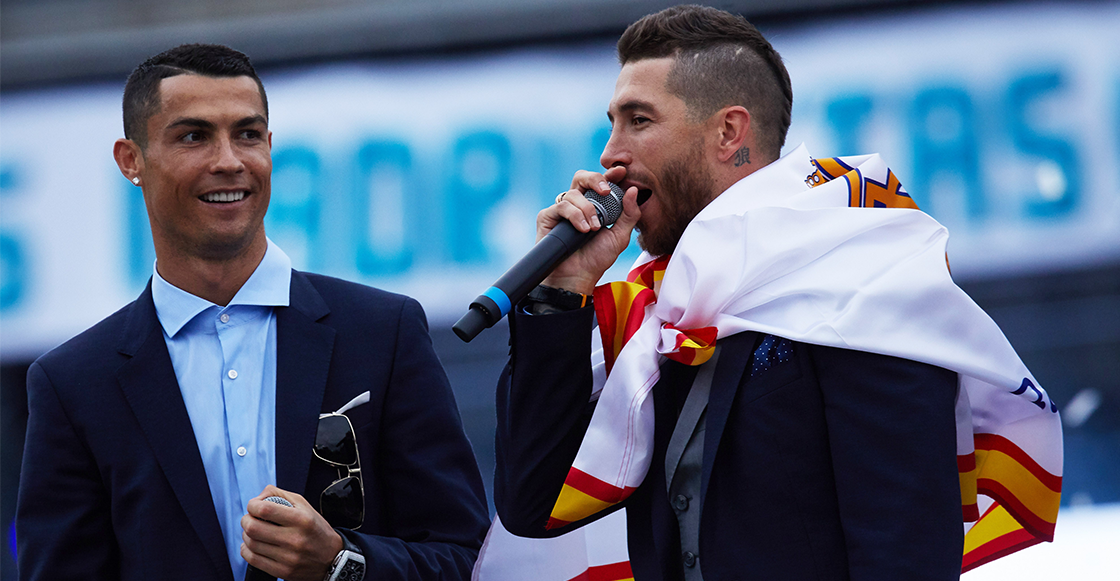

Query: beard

[636,146,717,257]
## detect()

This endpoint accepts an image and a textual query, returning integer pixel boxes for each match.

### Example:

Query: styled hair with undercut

[122,43,268,149]
[617,4,793,161]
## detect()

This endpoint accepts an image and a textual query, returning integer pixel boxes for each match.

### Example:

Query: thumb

[610,186,643,238]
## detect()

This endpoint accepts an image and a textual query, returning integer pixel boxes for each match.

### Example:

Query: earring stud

[131,177,140,185]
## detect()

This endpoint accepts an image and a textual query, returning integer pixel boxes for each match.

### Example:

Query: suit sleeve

[493,305,614,538]
[810,345,964,581]
[346,297,490,581]
[16,362,120,580]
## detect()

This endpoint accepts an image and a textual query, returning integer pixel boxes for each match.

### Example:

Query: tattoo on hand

[734,147,751,167]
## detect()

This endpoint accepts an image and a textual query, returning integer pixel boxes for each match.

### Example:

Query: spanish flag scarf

[546,144,1063,572]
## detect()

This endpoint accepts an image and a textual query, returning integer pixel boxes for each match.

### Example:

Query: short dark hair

[618,5,793,161]
[122,43,268,148]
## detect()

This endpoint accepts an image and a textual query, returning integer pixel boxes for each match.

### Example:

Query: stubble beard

[192,229,263,262]
[636,147,717,257]
[160,214,266,264]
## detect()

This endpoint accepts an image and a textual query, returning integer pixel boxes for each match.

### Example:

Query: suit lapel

[115,285,234,580]
[664,347,721,492]
[700,330,759,505]
[274,271,336,493]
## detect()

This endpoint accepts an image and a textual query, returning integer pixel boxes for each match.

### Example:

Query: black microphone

[453,182,625,342]
[245,496,294,581]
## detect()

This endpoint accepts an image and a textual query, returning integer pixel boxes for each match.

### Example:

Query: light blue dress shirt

[151,239,291,581]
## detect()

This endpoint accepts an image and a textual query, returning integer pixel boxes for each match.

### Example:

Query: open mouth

[636,189,653,206]
[201,191,248,203]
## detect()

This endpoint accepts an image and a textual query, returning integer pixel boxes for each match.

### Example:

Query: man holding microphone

[489,5,1061,580]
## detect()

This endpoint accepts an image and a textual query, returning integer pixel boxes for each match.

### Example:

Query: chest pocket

[749,335,794,378]
[736,335,802,404]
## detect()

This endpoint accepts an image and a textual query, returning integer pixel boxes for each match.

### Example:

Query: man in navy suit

[16,44,489,581]
[493,6,963,580]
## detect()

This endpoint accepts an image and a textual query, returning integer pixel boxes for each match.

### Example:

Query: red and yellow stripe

[960,433,1061,571]
[660,323,717,366]
[567,561,635,581]
[626,255,671,287]
[547,468,636,530]
[963,502,1046,572]
[593,281,656,376]
[958,452,980,522]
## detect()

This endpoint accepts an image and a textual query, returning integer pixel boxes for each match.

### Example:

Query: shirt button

[683,551,697,568]
[237,446,247,457]
[228,369,238,379]
[219,313,230,323]
[673,494,689,511]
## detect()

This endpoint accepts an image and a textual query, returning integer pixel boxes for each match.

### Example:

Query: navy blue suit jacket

[17,271,489,580]
[495,306,964,581]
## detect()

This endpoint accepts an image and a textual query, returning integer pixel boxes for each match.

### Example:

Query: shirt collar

[151,238,292,338]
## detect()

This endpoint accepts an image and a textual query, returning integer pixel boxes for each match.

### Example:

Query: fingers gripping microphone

[453,183,624,342]
[262,496,294,509]
[245,496,294,581]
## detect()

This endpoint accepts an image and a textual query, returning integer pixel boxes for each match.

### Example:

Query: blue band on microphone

[483,286,512,317]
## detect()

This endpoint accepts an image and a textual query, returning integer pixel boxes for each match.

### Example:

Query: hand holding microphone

[245,496,293,581]
[453,178,636,342]
[242,487,349,581]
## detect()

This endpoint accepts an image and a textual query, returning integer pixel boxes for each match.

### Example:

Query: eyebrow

[607,99,656,122]
[166,114,268,131]
[236,115,268,128]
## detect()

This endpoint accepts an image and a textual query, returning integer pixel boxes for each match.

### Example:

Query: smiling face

[601,57,718,256]
[135,73,272,265]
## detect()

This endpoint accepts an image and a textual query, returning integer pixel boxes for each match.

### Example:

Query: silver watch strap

[325,531,365,581]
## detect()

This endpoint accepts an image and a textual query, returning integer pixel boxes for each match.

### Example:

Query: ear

[714,106,752,164]
[113,138,145,186]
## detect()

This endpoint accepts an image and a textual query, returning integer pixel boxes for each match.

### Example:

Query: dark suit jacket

[495,306,964,581]
[16,271,489,581]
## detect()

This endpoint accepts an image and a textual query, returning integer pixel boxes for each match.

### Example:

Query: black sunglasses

[314,412,364,529]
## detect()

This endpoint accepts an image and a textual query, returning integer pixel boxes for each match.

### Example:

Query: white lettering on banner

[0,3,1117,357]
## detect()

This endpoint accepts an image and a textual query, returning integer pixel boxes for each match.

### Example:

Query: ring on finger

[555,192,567,204]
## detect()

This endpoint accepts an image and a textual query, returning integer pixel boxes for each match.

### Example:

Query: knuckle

[572,170,603,185]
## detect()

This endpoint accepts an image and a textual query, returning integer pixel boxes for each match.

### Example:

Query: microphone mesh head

[264,496,294,507]
[584,182,625,226]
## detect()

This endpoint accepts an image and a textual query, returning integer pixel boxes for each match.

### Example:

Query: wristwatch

[527,284,592,311]
[324,530,365,581]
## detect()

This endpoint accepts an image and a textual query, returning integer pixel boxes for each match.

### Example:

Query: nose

[599,126,631,170]
[211,135,245,174]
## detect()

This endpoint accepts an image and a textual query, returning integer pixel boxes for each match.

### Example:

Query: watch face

[337,559,365,581]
